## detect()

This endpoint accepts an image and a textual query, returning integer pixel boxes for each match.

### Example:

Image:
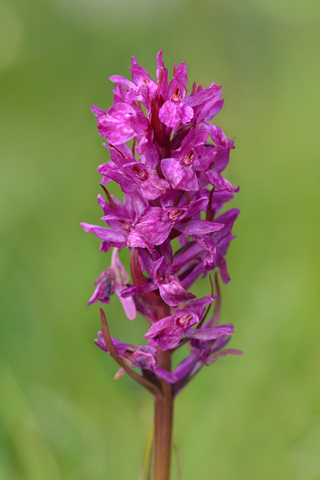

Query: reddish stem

[153,349,174,480]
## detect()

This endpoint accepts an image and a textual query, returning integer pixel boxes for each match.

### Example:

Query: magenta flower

[87,248,136,320]
[144,295,214,350]
[98,144,169,200]
[95,332,177,384]
[158,62,194,129]
[81,51,241,480]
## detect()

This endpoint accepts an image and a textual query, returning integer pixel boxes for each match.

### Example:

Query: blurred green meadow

[1,0,320,478]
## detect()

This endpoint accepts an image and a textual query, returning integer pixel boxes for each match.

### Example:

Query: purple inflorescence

[81,51,242,394]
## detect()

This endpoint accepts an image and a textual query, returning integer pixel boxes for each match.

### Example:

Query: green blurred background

[1,0,319,478]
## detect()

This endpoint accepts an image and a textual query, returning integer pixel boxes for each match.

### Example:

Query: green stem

[153,350,174,480]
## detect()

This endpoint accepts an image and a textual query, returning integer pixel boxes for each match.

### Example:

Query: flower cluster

[81,52,241,395]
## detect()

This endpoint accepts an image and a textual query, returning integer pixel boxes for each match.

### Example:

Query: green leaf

[139,420,154,480]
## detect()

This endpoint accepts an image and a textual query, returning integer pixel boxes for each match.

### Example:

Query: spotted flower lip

[161,127,208,191]
[92,103,149,145]
[144,295,214,350]
[158,62,194,130]
[131,203,224,248]
[82,50,241,394]
[100,160,170,200]
[144,310,199,350]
